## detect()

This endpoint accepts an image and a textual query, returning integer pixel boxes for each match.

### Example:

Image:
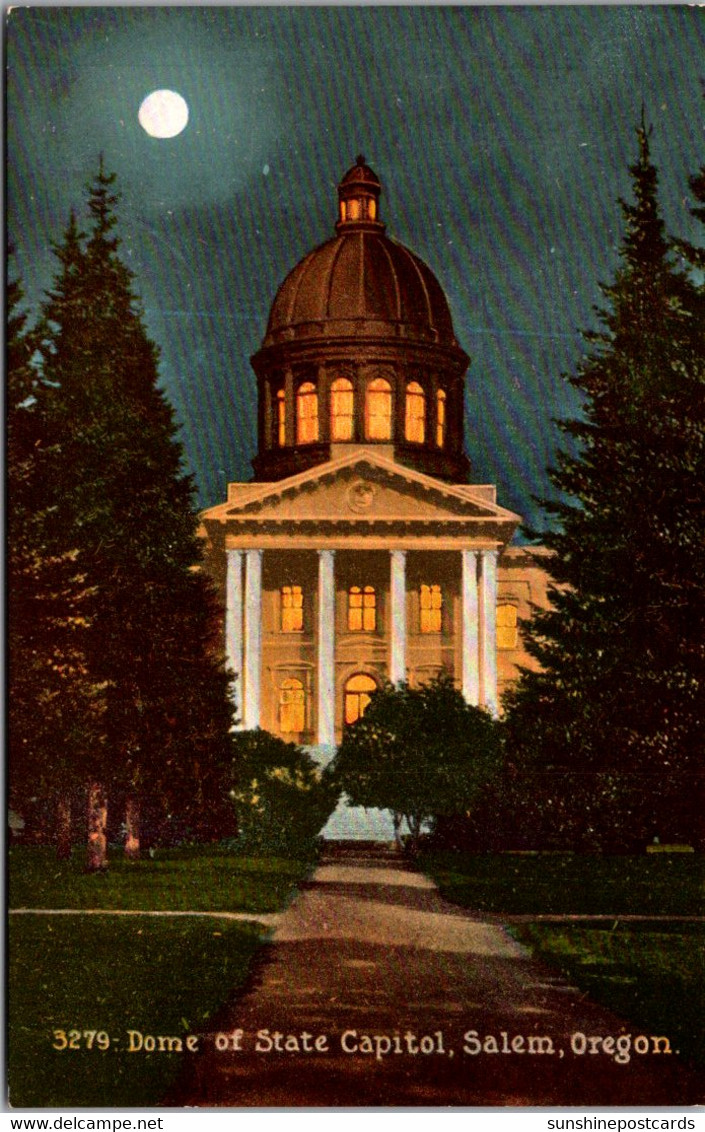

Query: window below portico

[419,584,443,633]
[348,585,376,632]
[281,585,304,632]
[280,677,305,733]
[344,673,377,725]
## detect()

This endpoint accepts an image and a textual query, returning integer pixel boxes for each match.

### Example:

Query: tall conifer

[8,257,100,856]
[38,162,234,865]
[504,121,705,845]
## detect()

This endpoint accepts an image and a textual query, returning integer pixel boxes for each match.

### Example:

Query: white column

[243,549,263,730]
[225,549,244,727]
[461,550,480,705]
[317,549,336,747]
[480,549,499,716]
[389,550,407,685]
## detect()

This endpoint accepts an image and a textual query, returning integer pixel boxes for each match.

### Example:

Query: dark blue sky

[7,6,705,527]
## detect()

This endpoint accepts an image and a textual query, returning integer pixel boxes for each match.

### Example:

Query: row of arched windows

[278,584,518,643]
[280,672,377,733]
[273,379,448,448]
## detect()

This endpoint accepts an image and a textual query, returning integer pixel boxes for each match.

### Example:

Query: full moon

[138,90,189,138]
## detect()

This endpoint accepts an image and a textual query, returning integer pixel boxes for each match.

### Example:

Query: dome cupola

[251,159,471,484]
[336,155,384,231]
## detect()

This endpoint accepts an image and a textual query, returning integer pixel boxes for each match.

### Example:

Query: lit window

[366,378,392,440]
[436,389,446,448]
[331,377,354,441]
[497,603,519,650]
[368,198,377,221]
[280,678,305,733]
[348,585,376,632]
[275,389,286,447]
[345,673,376,725]
[281,585,303,633]
[420,584,443,633]
[405,382,426,443]
[296,382,319,444]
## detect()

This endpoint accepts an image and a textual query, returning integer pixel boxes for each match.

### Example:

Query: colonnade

[225,546,499,740]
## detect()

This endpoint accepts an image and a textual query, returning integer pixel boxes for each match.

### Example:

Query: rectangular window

[281,585,304,632]
[348,586,376,632]
[280,678,305,733]
[497,603,519,649]
[420,584,443,633]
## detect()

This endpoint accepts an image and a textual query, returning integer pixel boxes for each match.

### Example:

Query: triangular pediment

[202,450,520,528]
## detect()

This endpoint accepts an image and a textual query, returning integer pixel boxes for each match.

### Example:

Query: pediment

[202,450,520,528]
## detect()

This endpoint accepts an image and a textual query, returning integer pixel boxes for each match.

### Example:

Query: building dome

[251,157,470,483]
[263,156,458,350]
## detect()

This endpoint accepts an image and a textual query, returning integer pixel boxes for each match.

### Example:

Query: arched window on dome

[366,378,392,440]
[296,382,319,444]
[331,377,354,441]
[405,382,426,444]
[436,388,447,448]
[280,677,305,733]
[344,673,377,726]
[275,388,286,448]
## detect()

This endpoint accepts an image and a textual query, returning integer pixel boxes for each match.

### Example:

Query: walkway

[167,851,702,1107]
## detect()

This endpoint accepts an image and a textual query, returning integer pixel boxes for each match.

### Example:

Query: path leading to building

[168,849,702,1107]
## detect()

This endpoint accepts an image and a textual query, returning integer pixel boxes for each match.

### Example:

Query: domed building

[201,157,550,837]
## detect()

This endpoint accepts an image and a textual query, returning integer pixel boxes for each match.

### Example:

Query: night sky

[7,6,705,529]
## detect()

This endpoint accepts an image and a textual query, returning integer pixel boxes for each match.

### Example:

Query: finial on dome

[337,156,383,232]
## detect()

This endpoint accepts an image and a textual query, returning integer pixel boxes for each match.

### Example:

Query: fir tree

[38,161,234,865]
[8,256,100,856]
[504,121,705,846]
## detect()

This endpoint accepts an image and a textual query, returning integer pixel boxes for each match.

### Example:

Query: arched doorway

[344,673,377,725]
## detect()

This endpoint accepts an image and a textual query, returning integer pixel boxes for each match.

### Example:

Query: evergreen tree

[37,161,234,865]
[504,121,705,847]
[8,256,100,856]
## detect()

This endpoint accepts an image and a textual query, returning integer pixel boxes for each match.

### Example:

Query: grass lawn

[9,844,313,914]
[421,852,704,1071]
[420,851,704,916]
[511,922,705,1070]
[8,846,315,1108]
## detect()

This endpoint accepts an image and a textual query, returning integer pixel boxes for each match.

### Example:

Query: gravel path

[167,853,702,1107]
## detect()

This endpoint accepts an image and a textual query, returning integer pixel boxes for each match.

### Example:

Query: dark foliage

[502,121,705,848]
[331,674,502,845]
[10,163,235,854]
[230,730,338,853]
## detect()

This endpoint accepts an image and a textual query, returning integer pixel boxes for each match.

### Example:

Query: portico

[203,448,519,746]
